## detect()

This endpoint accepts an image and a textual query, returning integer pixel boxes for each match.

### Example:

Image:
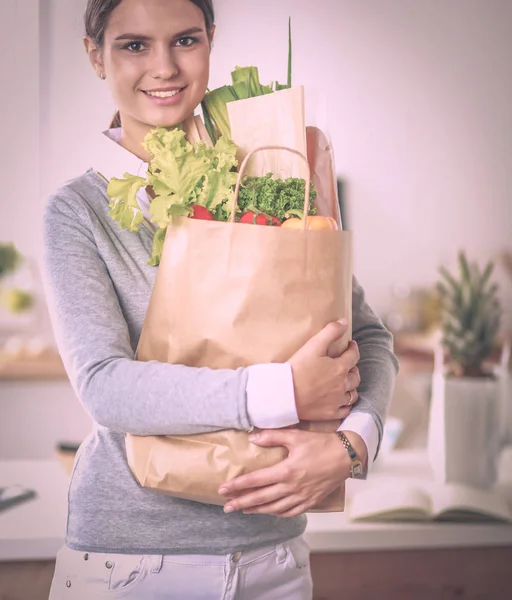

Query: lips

[144,88,183,98]
[142,86,185,98]
[141,86,187,107]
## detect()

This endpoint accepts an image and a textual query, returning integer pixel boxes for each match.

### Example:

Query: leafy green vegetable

[107,175,146,232]
[107,127,238,266]
[201,99,218,145]
[236,174,317,222]
[231,66,263,97]
[148,227,167,268]
[201,86,238,142]
[275,18,293,90]
[0,243,22,279]
[287,17,293,89]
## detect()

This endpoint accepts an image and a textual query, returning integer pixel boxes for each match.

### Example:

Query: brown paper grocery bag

[127,147,352,511]
[125,430,288,505]
[306,126,342,226]
[227,87,307,180]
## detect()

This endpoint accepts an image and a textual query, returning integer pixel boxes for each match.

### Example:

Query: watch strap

[336,431,364,479]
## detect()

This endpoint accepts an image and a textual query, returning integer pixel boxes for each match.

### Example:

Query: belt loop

[275,543,287,564]
[148,554,163,574]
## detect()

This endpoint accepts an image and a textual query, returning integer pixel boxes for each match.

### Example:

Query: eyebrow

[114,27,205,41]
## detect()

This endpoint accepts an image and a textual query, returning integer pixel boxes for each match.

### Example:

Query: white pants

[48,536,313,600]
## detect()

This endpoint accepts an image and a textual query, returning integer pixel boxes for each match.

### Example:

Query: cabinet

[1,547,512,600]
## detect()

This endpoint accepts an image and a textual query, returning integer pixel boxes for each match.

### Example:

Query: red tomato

[239,211,257,224]
[240,212,281,226]
[190,205,214,220]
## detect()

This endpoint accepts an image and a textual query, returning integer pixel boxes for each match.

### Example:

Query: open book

[348,482,512,524]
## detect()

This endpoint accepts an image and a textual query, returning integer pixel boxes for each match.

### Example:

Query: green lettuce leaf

[143,128,212,207]
[148,227,167,267]
[196,137,238,215]
[107,127,240,265]
[107,174,146,232]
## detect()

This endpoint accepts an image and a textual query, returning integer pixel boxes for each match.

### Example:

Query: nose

[149,45,179,80]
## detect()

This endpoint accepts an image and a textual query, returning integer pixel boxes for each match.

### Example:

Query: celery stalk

[275,18,293,90]
[201,100,218,144]
[231,82,250,100]
[202,85,238,140]
[231,66,263,97]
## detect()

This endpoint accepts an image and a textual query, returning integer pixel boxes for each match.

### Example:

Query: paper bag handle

[231,146,311,230]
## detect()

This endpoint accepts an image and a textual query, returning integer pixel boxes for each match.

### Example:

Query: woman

[43,0,398,598]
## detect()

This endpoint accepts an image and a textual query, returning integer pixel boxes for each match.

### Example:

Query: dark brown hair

[84,0,215,128]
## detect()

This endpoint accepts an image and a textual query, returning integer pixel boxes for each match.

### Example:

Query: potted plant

[0,242,34,314]
[427,250,502,488]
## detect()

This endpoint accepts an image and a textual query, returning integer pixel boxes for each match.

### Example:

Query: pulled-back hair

[84,0,215,128]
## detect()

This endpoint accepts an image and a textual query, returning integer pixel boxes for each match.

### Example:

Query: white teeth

[145,89,181,98]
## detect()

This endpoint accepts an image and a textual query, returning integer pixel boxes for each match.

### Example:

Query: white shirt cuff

[246,362,299,429]
[338,412,379,475]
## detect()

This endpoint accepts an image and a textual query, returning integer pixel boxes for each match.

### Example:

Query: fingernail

[219,487,228,495]
[224,505,234,513]
[338,318,348,326]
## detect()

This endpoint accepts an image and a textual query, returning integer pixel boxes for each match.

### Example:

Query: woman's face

[89,0,212,132]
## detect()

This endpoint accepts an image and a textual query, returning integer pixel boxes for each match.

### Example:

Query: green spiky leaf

[287,17,293,88]
[437,251,502,377]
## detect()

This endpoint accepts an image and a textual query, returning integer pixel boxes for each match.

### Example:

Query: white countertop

[305,448,512,552]
[1,449,512,561]
[0,458,69,561]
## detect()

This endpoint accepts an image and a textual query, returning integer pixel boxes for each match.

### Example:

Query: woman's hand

[289,320,361,422]
[218,428,367,518]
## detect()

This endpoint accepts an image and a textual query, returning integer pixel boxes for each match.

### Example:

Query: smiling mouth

[143,87,185,98]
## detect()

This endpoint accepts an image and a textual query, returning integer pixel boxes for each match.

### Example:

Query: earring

[98,71,106,80]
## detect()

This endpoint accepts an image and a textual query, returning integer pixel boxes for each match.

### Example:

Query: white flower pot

[498,372,512,447]
[427,372,501,489]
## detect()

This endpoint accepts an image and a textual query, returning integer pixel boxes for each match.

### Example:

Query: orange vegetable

[281,216,338,230]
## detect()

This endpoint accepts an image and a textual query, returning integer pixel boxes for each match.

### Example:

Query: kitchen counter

[2,449,512,561]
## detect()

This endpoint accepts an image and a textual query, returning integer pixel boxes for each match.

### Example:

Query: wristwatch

[336,431,365,479]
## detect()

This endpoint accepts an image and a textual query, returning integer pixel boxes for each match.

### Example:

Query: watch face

[351,463,363,478]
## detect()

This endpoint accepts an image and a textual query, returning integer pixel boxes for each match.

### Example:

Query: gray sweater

[41,169,399,554]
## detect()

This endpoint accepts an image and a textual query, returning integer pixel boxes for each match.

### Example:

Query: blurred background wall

[5,0,511,316]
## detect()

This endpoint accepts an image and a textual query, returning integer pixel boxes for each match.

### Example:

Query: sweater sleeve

[349,275,400,458]
[41,193,252,436]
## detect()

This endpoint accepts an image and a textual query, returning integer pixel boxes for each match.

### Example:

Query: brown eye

[123,41,145,53]
[175,37,197,48]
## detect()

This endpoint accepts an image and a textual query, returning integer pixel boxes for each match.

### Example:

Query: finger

[337,340,360,371]
[242,494,304,516]
[275,503,310,518]
[224,484,289,513]
[346,366,361,390]
[219,460,289,495]
[336,405,352,420]
[248,428,300,450]
[340,389,359,408]
[309,319,349,357]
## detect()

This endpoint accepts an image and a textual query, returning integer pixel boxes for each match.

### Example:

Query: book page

[430,483,512,523]
[348,484,432,523]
